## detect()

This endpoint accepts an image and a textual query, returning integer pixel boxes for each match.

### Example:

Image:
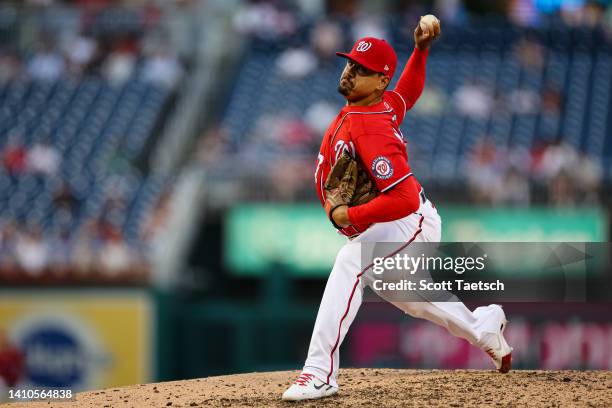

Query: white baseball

[420,14,439,28]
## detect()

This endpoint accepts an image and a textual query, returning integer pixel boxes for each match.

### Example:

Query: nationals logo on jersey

[372,156,393,179]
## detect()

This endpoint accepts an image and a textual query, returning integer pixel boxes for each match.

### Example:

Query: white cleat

[282,373,338,401]
[475,304,513,373]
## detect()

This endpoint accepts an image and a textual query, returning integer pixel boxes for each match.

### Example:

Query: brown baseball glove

[352,159,379,206]
[324,152,379,229]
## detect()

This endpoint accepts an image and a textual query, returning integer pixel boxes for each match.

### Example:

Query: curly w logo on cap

[356,41,372,52]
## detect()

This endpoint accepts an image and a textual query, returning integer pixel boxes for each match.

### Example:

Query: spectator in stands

[278,116,314,152]
[27,138,60,176]
[98,229,132,276]
[507,145,532,173]
[536,140,599,206]
[304,100,340,137]
[538,139,578,182]
[102,39,137,85]
[509,0,541,26]
[99,183,128,225]
[141,188,172,242]
[195,125,230,166]
[499,166,531,206]
[248,113,287,154]
[351,15,388,42]
[142,46,184,89]
[250,113,314,155]
[310,20,344,63]
[233,0,297,40]
[62,33,98,75]
[269,157,312,201]
[548,169,575,207]
[574,150,602,204]
[0,50,21,83]
[529,140,549,177]
[560,0,605,27]
[496,144,533,207]
[15,225,49,276]
[491,88,508,116]
[72,218,99,278]
[2,137,27,176]
[541,86,563,115]
[453,78,492,118]
[0,219,19,274]
[584,1,606,28]
[52,180,79,214]
[465,138,503,204]
[433,0,466,25]
[508,86,540,114]
[27,40,66,81]
[540,85,563,138]
[276,47,317,78]
[95,191,144,279]
[514,35,544,71]
[0,331,25,388]
[48,227,72,278]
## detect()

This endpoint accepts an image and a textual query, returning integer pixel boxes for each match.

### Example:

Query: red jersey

[315,48,428,237]
[315,90,421,237]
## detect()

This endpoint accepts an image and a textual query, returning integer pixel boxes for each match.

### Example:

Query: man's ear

[378,75,390,91]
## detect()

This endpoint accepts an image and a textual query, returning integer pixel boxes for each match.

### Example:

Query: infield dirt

[5,368,611,407]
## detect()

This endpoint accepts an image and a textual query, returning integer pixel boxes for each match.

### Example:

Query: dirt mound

[6,369,612,407]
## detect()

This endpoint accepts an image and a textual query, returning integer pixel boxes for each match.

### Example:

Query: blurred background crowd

[0,1,186,86]
[2,0,611,282]
[1,0,612,396]
[0,0,189,283]
[199,0,612,206]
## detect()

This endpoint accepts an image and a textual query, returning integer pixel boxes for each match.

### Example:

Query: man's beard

[337,84,350,96]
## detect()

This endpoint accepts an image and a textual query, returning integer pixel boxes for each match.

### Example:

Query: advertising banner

[224,205,607,277]
[0,290,153,396]
[225,204,345,276]
[438,207,606,242]
[349,315,612,370]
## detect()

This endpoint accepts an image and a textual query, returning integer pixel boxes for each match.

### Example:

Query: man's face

[338,60,389,101]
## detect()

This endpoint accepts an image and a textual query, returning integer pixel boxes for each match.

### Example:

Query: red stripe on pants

[326,215,425,384]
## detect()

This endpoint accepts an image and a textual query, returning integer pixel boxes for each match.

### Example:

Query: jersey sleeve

[393,47,428,110]
[384,47,429,126]
[352,124,413,193]
[347,175,420,225]
[384,91,407,125]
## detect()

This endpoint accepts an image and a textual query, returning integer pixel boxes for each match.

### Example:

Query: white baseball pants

[302,198,485,387]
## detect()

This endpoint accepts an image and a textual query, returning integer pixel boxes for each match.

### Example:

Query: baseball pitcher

[283,15,513,401]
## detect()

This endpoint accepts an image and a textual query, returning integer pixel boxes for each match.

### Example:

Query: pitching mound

[7,369,611,407]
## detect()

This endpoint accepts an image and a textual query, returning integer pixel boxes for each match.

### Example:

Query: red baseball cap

[336,37,398,79]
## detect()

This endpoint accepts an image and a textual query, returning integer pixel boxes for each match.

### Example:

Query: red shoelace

[294,373,315,386]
